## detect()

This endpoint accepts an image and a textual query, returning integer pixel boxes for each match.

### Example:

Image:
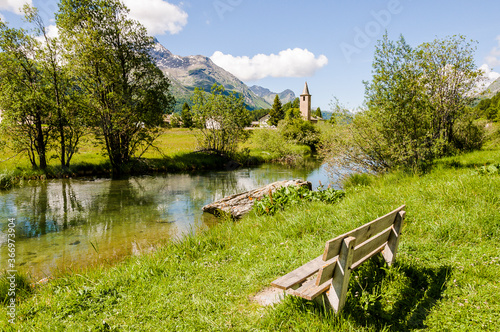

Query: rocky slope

[483,77,500,98]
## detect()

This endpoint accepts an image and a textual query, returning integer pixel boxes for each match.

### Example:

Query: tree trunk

[35,113,47,170]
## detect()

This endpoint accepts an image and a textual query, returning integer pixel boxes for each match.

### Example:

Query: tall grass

[0,148,499,331]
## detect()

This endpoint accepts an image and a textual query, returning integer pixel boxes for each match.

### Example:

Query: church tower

[300,82,311,121]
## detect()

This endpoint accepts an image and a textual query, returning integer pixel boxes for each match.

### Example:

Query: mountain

[249,85,296,105]
[482,77,500,98]
[151,43,272,111]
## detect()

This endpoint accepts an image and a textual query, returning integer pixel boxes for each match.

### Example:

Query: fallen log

[202,179,312,218]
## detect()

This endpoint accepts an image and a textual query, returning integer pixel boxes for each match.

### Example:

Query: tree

[314,107,323,119]
[181,102,193,128]
[191,84,249,155]
[0,20,50,169]
[25,6,86,169]
[269,94,284,126]
[56,0,174,174]
[324,34,484,174]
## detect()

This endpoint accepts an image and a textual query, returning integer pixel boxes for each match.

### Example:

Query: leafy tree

[56,0,174,174]
[25,6,86,169]
[269,94,284,126]
[324,34,483,174]
[181,102,193,128]
[313,107,323,119]
[0,20,50,169]
[191,84,250,155]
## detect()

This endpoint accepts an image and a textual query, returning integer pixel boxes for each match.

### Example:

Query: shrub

[279,119,321,152]
[254,185,345,216]
[342,173,374,189]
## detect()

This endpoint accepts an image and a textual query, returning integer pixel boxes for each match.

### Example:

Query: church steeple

[302,81,310,96]
[300,82,311,121]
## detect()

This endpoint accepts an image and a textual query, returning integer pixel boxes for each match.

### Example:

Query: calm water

[0,163,332,279]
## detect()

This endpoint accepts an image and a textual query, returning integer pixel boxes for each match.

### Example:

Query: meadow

[1,145,499,331]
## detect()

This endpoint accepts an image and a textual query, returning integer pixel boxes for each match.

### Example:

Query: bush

[452,116,485,152]
[250,128,294,157]
[254,185,345,216]
[279,119,321,152]
[342,173,374,189]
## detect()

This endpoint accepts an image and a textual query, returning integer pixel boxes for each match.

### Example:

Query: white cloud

[485,35,500,68]
[210,48,329,81]
[122,0,188,35]
[34,24,59,43]
[476,64,500,93]
[0,0,32,15]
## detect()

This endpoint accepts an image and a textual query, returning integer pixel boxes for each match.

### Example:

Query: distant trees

[475,92,500,121]
[181,102,193,128]
[314,107,323,119]
[57,0,174,174]
[191,84,250,155]
[283,97,301,120]
[323,34,484,173]
[269,95,284,126]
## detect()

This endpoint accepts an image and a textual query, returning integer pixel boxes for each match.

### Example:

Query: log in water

[202,179,312,218]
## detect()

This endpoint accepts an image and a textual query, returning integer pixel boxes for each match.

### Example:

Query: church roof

[301,82,310,95]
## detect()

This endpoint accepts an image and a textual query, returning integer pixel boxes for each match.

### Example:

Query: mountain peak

[249,85,296,105]
[151,42,279,111]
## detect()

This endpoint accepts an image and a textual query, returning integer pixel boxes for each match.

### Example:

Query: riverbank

[1,146,499,330]
[0,128,316,190]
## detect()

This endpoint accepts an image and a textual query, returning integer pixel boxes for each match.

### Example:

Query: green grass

[1,148,499,331]
[0,128,199,171]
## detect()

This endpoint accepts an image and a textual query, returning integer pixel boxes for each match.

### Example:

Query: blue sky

[2,0,500,110]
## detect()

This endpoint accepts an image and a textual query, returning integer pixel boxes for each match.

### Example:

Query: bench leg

[382,210,405,266]
[326,236,356,313]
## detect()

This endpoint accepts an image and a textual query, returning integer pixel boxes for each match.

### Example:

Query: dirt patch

[251,287,286,306]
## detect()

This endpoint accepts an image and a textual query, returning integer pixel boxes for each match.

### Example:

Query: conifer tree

[269,94,284,126]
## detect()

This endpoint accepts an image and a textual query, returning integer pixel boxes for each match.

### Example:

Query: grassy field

[0,128,199,171]
[1,146,499,331]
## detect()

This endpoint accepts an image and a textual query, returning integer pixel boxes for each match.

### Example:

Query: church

[300,81,321,123]
[251,82,321,128]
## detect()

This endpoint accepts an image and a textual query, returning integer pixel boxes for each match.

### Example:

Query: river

[0,163,333,279]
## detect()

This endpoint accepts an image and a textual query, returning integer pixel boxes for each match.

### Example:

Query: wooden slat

[351,243,387,270]
[382,210,406,266]
[288,278,332,301]
[352,226,392,265]
[271,255,325,290]
[328,236,356,313]
[322,205,405,261]
[315,257,338,286]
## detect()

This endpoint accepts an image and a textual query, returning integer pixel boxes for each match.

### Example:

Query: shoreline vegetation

[0,128,318,191]
[1,145,499,330]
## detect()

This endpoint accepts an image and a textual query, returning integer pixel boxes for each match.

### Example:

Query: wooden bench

[271,205,406,313]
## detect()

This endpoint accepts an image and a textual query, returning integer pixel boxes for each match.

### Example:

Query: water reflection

[0,163,331,278]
